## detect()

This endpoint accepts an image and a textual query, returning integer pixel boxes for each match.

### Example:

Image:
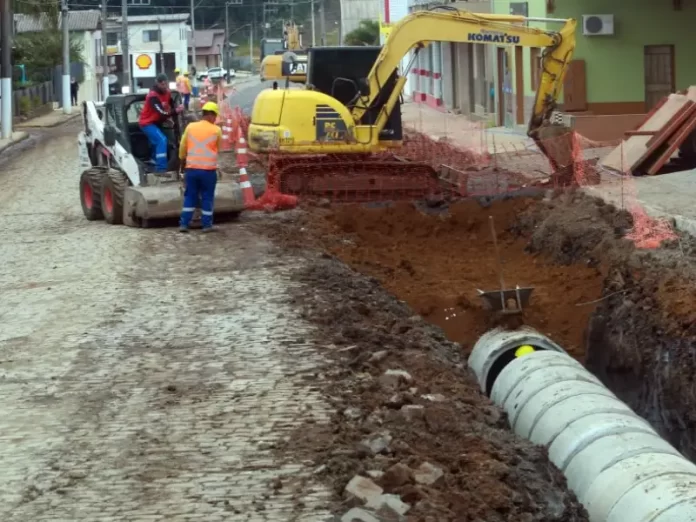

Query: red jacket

[139,88,172,127]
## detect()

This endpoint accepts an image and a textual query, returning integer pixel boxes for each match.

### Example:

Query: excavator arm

[352,9,576,140]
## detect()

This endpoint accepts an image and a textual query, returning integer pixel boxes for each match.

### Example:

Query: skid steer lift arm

[354,9,576,143]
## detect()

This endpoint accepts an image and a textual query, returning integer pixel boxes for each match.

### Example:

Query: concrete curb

[0,132,30,155]
[17,112,81,129]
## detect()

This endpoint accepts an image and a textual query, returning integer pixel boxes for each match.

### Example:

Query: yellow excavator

[249,9,577,198]
[259,21,308,84]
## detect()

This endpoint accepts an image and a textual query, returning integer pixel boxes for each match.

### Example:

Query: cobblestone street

[0,122,333,521]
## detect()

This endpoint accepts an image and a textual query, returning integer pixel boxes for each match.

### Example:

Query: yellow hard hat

[201,101,219,115]
[174,68,181,73]
[515,345,536,358]
[183,71,189,76]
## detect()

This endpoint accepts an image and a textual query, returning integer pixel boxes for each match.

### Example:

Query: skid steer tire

[101,170,128,225]
[80,168,105,221]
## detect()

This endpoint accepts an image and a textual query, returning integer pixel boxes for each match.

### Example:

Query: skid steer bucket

[123,178,245,227]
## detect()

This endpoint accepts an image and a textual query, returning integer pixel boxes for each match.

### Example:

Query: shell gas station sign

[133,52,156,78]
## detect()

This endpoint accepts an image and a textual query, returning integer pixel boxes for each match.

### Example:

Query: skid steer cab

[77,90,245,228]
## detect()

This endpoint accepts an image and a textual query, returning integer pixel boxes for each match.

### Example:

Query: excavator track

[273,155,443,203]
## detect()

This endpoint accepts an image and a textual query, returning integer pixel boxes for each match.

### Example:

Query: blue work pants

[141,123,169,172]
[183,94,191,110]
[180,168,218,229]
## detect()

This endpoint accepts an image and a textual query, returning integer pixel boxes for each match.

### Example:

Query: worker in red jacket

[139,73,183,172]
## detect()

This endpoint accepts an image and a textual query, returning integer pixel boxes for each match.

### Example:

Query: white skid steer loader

[77,90,245,227]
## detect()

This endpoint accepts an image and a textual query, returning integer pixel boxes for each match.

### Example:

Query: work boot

[201,226,217,233]
[179,226,189,233]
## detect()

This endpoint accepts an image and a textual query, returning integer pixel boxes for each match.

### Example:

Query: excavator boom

[355,9,576,139]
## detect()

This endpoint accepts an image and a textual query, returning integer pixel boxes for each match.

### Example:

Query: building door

[644,45,675,111]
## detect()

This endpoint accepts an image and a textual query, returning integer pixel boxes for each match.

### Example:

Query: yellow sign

[106,46,119,55]
[135,54,153,70]
[379,21,392,38]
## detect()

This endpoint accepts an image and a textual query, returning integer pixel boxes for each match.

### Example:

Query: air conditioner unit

[582,14,615,36]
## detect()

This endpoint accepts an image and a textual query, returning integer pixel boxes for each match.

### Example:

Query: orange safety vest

[176,75,190,94]
[185,121,219,170]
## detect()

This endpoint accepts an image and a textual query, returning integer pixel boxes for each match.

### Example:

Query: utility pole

[0,0,12,138]
[224,4,229,70]
[101,1,109,100]
[249,24,253,72]
[61,0,71,114]
[121,0,130,92]
[290,1,293,22]
[319,0,325,46]
[190,0,196,87]
[310,0,315,46]
[157,17,164,74]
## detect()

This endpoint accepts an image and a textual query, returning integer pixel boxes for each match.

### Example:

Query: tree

[343,20,379,46]
[11,4,85,83]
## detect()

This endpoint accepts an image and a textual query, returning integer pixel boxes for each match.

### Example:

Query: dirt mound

[281,255,587,521]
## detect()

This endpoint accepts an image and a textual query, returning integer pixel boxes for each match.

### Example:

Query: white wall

[341,0,381,39]
[116,22,189,71]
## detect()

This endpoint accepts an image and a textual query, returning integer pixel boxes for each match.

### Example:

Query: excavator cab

[306,46,403,144]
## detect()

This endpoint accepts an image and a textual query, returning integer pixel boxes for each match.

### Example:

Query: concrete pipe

[469,327,696,521]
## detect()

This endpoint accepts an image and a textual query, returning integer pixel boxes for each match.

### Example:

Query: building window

[530,47,541,87]
[106,32,118,45]
[143,29,161,43]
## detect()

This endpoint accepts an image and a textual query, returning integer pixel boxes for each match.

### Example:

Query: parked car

[198,67,236,82]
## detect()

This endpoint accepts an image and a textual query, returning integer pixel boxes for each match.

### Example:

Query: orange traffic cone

[236,128,256,207]
[220,106,234,152]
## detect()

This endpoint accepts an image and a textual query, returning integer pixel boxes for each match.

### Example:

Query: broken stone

[369,350,388,362]
[386,393,406,408]
[409,387,418,394]
[365,493,411,516]
[381,462,412,488]
[414,462,444,486]
[341,507,381,522]
[379,369,413,389]
[421,393,446,402]
[361,432,392,454]
[401,404,425,421]
[343,407,362,420]
[344,475,383,503]
[313,464,327,475]
[366,470,384,480]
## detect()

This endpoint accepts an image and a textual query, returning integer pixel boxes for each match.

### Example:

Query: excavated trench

[262,190,696,518]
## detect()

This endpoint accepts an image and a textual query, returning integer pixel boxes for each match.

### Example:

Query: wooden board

[647,111,696,175]
[601,93,691,173]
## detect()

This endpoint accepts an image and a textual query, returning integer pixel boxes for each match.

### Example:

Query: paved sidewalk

[0,131,29,154]
[17,109,81,129]
[401,102,534,155]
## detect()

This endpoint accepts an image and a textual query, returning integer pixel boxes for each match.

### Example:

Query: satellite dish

[281,51,298,64]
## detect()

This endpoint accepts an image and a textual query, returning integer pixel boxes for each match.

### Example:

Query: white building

[15,10,103,103]
[382,0,495,120]
[105,13,190,88]
[340,0,381,41]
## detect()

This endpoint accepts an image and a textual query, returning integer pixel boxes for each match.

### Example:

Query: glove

[175,106,184,114]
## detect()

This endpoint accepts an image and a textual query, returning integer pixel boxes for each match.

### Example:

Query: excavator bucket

[123,177,245,227]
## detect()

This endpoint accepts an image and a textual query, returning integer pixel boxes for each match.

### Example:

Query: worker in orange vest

[178,101,222,233]
[176,70,192,110]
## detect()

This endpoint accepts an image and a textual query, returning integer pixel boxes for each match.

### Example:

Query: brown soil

[280,256,588,521]
[274,197,605,358]
[259,190,696,520]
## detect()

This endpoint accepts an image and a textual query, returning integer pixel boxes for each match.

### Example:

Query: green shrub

[31,95,42,109]
[18,96,31,116]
